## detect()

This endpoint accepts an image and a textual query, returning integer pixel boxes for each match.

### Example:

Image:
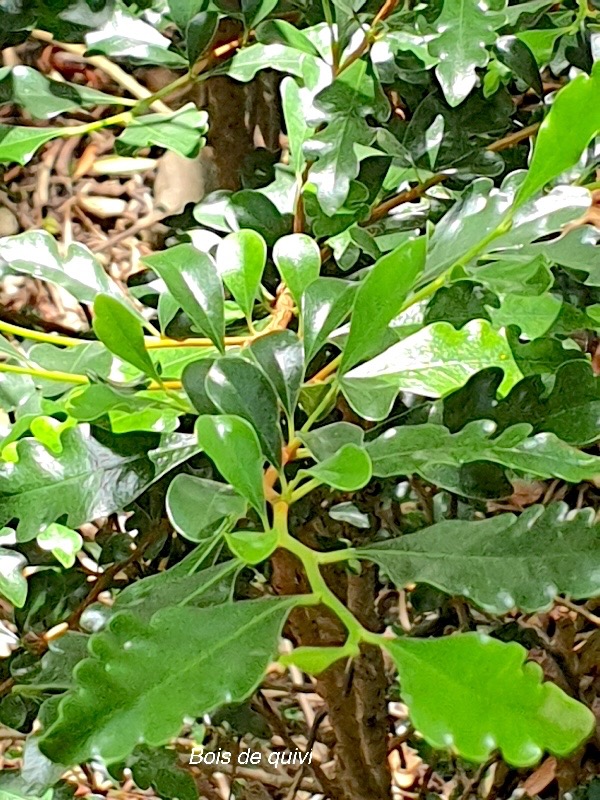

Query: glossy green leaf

[0,547,27,607]
[186,11,219,63]
[195,415,266,517]
[301,277,357,363]
[429,0,505,107]
[495,36,542,96]
[443,361,600,446]
[226,529,278,564]
[227,190,287,247]
[386,633,594,766]
[367,419,600,486]
[205,357,282,467]
[0,125,64,166]
[341,320,523,420]
[166,474,247,542]
[182,358,219,415]
[0,230,117,303]
[273,233,321,306]
[219,43,316,82]
[215,229,267,321]
[246,330,304,418]
[359,503,600,613]
[143,245,225,352]
[85,11,188,68]
[241,0,278,28]
[0,65,132,120]
[516,62,600,206]
[304,443,372,491]
[39,597,297,765]
[117,105,208,159]
[0,426,198,542]
[93,295,159,381]
[256,20,320,56]
[168,0,205,30]
[300,421,364,461]
[37,524,83,569]
[341,236,426,371]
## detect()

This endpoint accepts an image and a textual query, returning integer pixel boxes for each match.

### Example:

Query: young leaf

[204,357,283,467]
[0,427,198,542]
[0,547,27,607]
[359,503,600,613]
[226,529,278,564]
[429,0,505,107]
[143,245,225,352]
[303,443,372,491]
[117,105,208,159]
[195,415,266,517]
[37,524,83,569]
[300,422,365,461]
[166,474,247,542]
[246,330,304,418]
[386,633,594,766]
[273,233,321,306]
[515,62,600,206]
[93,295,159,381]
[215,229,267,322]
[301,278,357,363]
[280,646,349,675]
[0,125,64,166]
[341,320,523,420]
[366,419,600,486]
[39,598,298,765]
[341,236,426,371]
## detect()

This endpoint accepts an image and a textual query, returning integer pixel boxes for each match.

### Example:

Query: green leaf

[0,230,117,303]
[226,529,278,564]
[143,245,225,352]
[195,415,266,518]
[228,190,287,247]
[117,104,208,159]
[386,633,594,766]
[304,60,378,215]
[0,125,63,165]
[219,43,316,82]
[256,20,320,56]
[246,330,304,418]
[0,65,132,120]
[367,419,600,487]
[168,0,205,30]
[429,0,505,107]
[205,357,283,467]
[0,547,27,607]
[280,77,314,174]
[359,503,600,613]
[303,443,372,491]
[443,361,600,446]
[0,427,198,542]
[341,320,523,420]
[186,12,219,63]
[125,744,198,800]
[273,233,321,306]
[93,295,159,381]
[241,0,278,28]
[182,358,219,415]
[37,524,83,569]
[300,421,364,461]
[39,597,297,765]
[215,229,267,321]
[341,236,426,371]
[495,36,542,96]
[301,277,357,363]
[166,474,247,542]
[516,62,600,206]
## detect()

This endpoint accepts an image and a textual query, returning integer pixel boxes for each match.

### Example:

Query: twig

[557,597,600,628]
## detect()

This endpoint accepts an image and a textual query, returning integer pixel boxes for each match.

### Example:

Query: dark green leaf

[495,36,542,95]
[186,11,219,63]
[227,190,287,247]
[246,330,304,418]
[182,358,219,415]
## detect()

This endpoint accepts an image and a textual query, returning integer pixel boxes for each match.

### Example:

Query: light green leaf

[0,230,117,303]
[226,529,278,564]
[301,278,357,363]
[93,295,159,381]
[215,229,267,321]
[358,503,600,614]
[37,523,83,569]
[273,233,321,306]
[386,633,594,766]
[341,236,426,371]
[280,77,314,174]
[341,320,522,420]
[280,645,348,675]
[117,104,208,159]
[166,474,247,542]
[256,20,320,56]
[195,415,266,518]
[39,598,297,765]
[0,426,198,542]
[143,245,225,352]
[205,357,283,467]
[429,0,506,107]
[219,43,317,82]
[0,547,27,607]
[300,421,364,461]
[516,62,600,206]
[0,125,64,165]
[304,443,372,491]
